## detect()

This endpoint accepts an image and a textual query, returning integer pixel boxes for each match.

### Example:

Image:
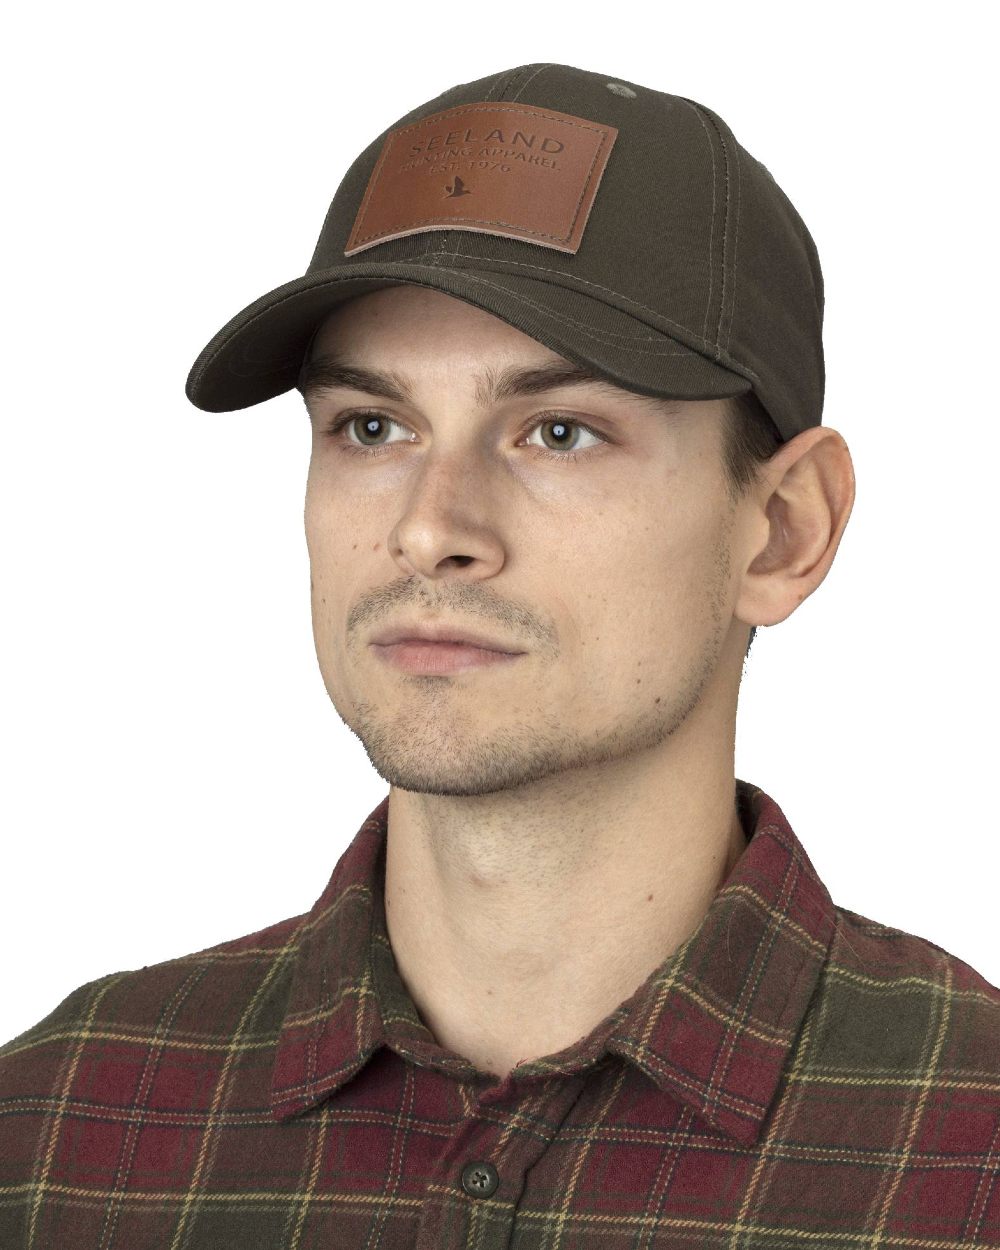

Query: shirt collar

[270,779,837,1145]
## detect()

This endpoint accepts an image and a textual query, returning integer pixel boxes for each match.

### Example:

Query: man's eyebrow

[298,350,677,412]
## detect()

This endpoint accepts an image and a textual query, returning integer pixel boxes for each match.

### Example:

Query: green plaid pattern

[3,780,999,1246]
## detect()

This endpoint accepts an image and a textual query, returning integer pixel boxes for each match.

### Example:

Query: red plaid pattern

[3,780,999,1246]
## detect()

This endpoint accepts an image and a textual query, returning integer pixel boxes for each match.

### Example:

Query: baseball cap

[185,62,823,444]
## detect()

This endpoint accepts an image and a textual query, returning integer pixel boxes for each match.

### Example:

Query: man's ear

[734,426,856,629]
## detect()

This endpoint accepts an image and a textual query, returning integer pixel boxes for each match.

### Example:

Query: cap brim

[186,260,753,413]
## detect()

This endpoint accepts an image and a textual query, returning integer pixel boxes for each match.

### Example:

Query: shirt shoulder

[0,909,307,1205]
[811,902,999,1095]
[1,905,308,1045]
[832,902,999,995]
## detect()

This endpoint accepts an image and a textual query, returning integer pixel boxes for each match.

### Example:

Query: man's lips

[371,639,525,674]
[370,622,523,654]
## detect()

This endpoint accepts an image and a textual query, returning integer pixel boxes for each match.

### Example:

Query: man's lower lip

[371,642,524,674]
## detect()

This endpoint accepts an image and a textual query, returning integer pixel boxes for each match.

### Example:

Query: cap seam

[427,264,755,371]
[431,65,556,269]
[504,63,555,103]
[714,110,743,355]
[728,139,743,354]
[426,250,758,374]
[696,104,731,355]
[365,101,609,141]
[189,260,760,388]
[679,100,718,347]
[420,63,523,268]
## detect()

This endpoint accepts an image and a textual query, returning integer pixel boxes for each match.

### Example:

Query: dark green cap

[186,62,823,444]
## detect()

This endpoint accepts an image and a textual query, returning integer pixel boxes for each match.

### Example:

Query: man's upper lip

[371,622,523,653]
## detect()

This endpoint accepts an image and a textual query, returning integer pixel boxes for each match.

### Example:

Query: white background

[2,1,997,1045]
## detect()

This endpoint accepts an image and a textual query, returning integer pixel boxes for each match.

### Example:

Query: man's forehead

[298,342,681,414]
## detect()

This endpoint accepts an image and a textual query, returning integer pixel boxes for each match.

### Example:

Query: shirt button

[460,1160,499,1198]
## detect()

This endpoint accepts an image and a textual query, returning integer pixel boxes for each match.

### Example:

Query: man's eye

[321,411,607,464]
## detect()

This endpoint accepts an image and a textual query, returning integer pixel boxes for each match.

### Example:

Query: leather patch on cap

[345,102,617,257]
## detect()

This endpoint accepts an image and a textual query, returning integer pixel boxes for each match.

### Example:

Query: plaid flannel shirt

[2,779,999,1247]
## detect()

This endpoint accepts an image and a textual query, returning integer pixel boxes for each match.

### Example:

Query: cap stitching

[427,249,698,335]
[720,117,743,355]
[454,281,695,352]
[425,246,750,362]
[422,68,506,268]
[375,102,608,139]
[487,65,528,101]
[444,268,697,357]
[707,109,731,355]
[728,142,742,354]
[424,264,757,372]
[684,102,731,355]
[434,263,752,368]
[425,66,554,269]
[679,100,718,346]
[352,219,581,249]
[507,63,555,102]
[195,260,759,380]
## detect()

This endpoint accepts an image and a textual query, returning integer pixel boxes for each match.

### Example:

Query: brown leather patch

[345,102,618,258]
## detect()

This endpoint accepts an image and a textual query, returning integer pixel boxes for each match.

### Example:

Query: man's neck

[382,757,748,1081]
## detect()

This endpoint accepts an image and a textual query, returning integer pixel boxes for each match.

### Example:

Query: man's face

[302,284,752,798]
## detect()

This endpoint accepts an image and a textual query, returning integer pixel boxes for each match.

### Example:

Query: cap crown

[305,63,824,440]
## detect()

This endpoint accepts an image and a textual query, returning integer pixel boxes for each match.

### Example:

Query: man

[2,62,998,1247]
